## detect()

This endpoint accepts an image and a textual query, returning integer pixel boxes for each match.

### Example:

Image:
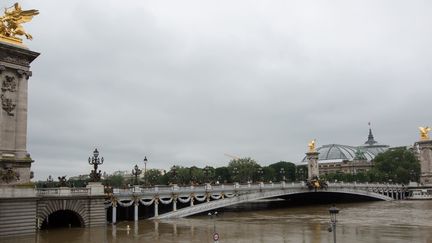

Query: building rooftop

[300,125,389,164]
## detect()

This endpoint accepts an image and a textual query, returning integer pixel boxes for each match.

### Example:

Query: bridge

[0,183,106,237]
[0,181,408,236]
[108,182,407,223]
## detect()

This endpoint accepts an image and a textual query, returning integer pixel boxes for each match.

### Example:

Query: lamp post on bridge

[297,167,303,182]
[328,205,340,243]
[171,165,177,185]
[204,166,210,184]
[132,164,142,185]
[88,148,104,182]
[257,167,264,182]
[143,156,148,186]
[232,167,239,183]
[46,175,53,187]
[280,168,285,182]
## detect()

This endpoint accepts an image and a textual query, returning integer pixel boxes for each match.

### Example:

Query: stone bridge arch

[155,188,393,219]
[37,199,89,229]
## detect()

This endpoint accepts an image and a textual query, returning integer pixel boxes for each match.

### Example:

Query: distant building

[300,126,390,175]
[68,174,90,181]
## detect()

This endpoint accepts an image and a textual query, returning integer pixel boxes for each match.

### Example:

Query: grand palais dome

[301,127,389,163]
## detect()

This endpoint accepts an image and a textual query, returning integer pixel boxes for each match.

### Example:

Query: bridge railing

[36,187,90,196]
[113,182,309,196]
[111,182,405,198]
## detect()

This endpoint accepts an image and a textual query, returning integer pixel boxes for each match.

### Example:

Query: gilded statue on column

[0,3,39,45]
[419,126,431,141]
[308,139,316,152]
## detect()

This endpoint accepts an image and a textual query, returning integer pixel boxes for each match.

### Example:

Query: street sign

[213,232,220,242]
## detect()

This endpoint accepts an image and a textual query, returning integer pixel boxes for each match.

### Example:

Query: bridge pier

[173,199,177,211]
[134,202,139,221]
[112,205,117,224]
[190,197,194,206]
[154,201,159,217]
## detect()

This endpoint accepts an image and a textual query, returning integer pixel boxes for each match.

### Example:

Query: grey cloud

[5,0,431,179]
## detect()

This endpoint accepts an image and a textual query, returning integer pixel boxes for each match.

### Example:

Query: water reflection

[3,201,432,243]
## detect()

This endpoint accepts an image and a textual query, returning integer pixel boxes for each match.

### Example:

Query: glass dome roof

[300,126,390,163]
[301,144,376,162]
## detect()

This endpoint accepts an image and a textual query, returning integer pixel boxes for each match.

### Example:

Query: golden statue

[308,139,316,152]
[0,3,39,45]
[419,126,431,141]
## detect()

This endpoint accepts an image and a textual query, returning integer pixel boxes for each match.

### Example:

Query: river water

[5,200,432,243]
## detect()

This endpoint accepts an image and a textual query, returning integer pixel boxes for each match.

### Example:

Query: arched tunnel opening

[41,210,83,229]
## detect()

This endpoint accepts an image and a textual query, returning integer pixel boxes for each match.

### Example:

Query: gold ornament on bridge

[308,139,316,152]
[0,3,39,45]
[419,126,431,141]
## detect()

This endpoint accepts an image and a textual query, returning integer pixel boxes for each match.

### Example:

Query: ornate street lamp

[280,168,285,182]
[257,168,264,182]
[208,211,218,230]
[171,165,177,184]
[143,156,148,186]
[132,164,142,185]
[88,148,104,182]
[297,168,303,181]
[204,166,210,183]
[47,175,53,187]
[151,175,157,186]
[208,211,219,241]
[328,205,340,243]
[232,167,239,183]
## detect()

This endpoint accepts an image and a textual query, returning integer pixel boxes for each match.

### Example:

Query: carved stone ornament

[2,75,17,92]
[0,167,20,183]
[1,94,16,116]
[16,69,32,79]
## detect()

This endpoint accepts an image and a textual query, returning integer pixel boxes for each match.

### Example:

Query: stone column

[134,201,139,221]
[0,42,39,185]
[306,151,320,179]
[173,197,177,212]
[112,204,117,224]
[154,200,159,217]
[417,140,432,185]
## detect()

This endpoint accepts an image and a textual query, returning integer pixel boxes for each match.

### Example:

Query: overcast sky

[6,1,432,180]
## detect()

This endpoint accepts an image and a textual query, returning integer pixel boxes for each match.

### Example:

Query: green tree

[228,158,260,183]
[144,169,163,186]
[215,166,230,183]
[295,165,308,181]
[269,161,296,181]
[103,174,125,187]
[370,148,420,184]
[189,166,203,185]
[262,166,276,182]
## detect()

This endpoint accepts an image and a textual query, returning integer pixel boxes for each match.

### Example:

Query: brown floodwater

[4,200,432,243]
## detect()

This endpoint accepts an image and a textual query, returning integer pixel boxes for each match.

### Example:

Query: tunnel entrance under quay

[40,210,84,230]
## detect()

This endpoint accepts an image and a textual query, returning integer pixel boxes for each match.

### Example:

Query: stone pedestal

[306,151,320,179]
[86,182,105,195]
[0,42,39,185]
[418,140,432,185]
